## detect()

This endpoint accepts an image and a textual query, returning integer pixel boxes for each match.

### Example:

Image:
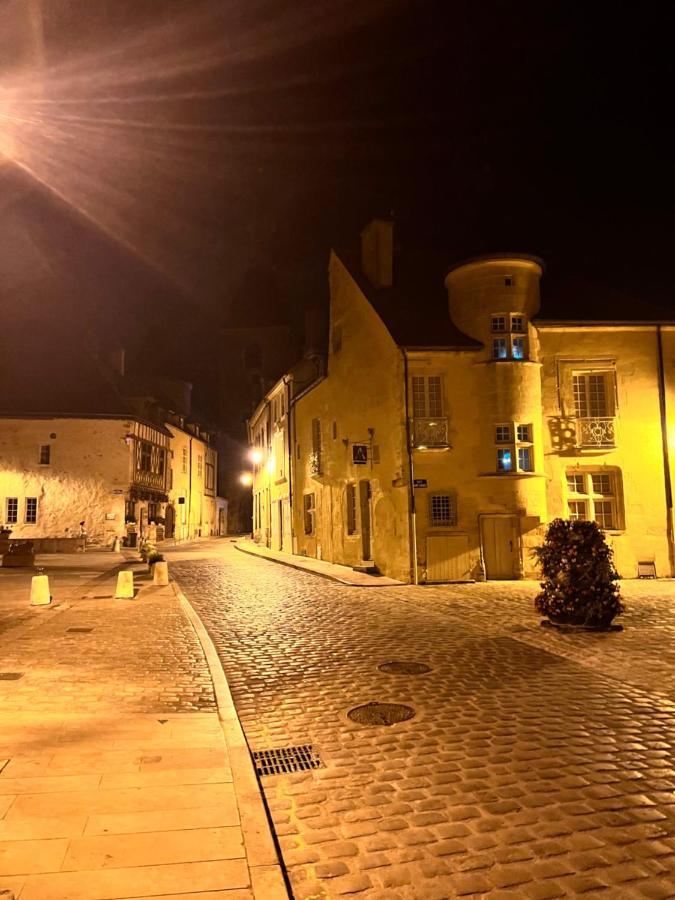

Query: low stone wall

[1,537,81,554]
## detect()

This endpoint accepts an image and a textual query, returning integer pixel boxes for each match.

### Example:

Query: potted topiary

[533,518,624,631]
[147,551,164,571]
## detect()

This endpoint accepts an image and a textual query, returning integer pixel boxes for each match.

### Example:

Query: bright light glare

[239,472,253,487]
[249,448,264,465]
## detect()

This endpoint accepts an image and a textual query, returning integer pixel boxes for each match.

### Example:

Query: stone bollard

[153,561,169,586]
[30,574,51,606]
[112,537,121,552]
[115,570,135,599]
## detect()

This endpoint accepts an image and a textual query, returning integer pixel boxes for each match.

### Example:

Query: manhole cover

[252,744,323,776]
[0,673,23,681]
[348,702,416,726]
[378,661,432,675]
[66,627,94,633]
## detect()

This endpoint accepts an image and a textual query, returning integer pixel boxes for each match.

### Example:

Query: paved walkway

[172,541,675,900]
[235,540,404,587]
[0,551,285,899]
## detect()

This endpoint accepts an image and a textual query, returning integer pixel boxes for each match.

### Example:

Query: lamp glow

[239,472,253,487]
[249,448,264,465]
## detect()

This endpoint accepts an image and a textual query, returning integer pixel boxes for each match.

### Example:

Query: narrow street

[170,540,675,899]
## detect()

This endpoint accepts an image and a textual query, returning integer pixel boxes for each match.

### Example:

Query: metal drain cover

[378,661,432,675]
[252,744,323,776]
[0,673,23,681]
[348,702,416,726]
[67,627,94,633]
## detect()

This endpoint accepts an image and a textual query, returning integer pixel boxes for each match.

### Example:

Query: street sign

[352,444,368,465]
[413,478,428,488]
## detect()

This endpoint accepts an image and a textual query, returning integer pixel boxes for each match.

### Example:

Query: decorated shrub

[533,518,623,627]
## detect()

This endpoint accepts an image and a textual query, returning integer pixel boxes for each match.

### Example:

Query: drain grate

[252,744,323,776]
[348,702,416,726]
[378,661,432,675]
[67,627,94,633]
[0,673,23,681]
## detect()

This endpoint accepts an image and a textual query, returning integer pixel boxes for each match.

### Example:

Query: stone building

[249,219,675,582]
[0,413,224,547]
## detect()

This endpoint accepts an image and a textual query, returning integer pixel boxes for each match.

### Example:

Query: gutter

[402,350,419,585]
[656,325,675,576]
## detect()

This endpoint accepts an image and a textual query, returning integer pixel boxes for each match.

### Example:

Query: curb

[234,541,401,587]
[171,580,290,900]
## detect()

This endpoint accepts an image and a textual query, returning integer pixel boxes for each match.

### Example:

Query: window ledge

[477,360,542,367]
[478,472,545,478]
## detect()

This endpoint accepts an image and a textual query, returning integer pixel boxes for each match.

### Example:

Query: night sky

[1,0,673,416]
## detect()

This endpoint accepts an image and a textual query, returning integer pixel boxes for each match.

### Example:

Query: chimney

[360,218,393,288]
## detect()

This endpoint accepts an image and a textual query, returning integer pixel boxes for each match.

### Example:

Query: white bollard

[115,570,135,599]
[30,574,51,606]
[153,561,169,586]
[112,537,121,552]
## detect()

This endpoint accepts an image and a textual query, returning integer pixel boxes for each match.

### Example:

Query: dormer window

[491,316,506,332]
[511,315,524,332]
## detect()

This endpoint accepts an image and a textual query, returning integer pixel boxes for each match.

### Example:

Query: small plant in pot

[147,551,164,570]
[533,518,624,630]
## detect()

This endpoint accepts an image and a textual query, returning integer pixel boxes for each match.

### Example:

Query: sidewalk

[235,539,404,586]
[0,555,285,899]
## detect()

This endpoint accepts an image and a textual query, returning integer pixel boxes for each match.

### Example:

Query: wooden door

[481,516,518,580]
[426,534,471,582]
[359,481,371,560]
[164,505,175,538]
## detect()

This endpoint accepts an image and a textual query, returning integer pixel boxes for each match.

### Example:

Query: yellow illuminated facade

[255,220,674,582]
[249,378,292,551]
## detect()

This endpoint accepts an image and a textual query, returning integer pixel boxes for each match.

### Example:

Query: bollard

[153,561,169,586]
[30,574,51,605]
[112,537,121,552]
[115,570,135,599]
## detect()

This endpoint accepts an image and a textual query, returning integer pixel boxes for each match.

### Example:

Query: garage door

[426,534,471,582]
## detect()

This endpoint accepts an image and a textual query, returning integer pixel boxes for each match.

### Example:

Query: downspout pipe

[283,376,293,552]
[403,349,419,585]
[657,325,675,575]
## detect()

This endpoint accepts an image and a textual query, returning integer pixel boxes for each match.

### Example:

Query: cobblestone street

[172,540,675,899]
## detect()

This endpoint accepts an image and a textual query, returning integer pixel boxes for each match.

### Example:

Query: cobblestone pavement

[173,542,675,899]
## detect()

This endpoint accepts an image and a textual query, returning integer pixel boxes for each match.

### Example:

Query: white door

[426,534,472,582]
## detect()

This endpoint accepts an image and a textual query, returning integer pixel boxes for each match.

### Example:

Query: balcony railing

[412,417,449,448]
[577,417,616,448]
[132,468,167,491]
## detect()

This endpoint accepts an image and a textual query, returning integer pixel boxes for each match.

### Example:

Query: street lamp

[248,448,263,465]
[239,472,253,487]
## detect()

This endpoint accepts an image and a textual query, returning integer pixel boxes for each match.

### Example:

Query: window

[182,447,188,474]
[346,484,357,534]
[310,419,322,475]
[430,493,457,527]
[25,498,38,524]
[490,314,527,359]
[6,498,18,524]
[38,444,51,465]
[205,462,215,492]
[197,455,203,478]
[504,276,514,287]
[573,373,613,418]
[157,448,166,476]
[303,493,315,535]
[566,469,622,530]
[139,441,152,472]
[147,502,158,523]
[412,375,442,417]
[567,473,585,494]
[497,448,512,471]
[495,422,533,473]
[125,500,136,522]
[517,447,532,471]
[332,421,338,440]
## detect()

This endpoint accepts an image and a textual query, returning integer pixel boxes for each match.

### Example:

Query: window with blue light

[512,337,525,359]
[497,449,512,471]
[518,447,532,471]
[492,338,508,359]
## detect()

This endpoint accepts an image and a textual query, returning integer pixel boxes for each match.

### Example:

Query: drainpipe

[283,376,293,553]
[403,350,419,585]
[187,436,193,541]
[656,326,675,575]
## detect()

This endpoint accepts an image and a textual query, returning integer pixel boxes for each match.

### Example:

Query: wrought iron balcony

[577,417,616,448]
[412,417,449,448]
